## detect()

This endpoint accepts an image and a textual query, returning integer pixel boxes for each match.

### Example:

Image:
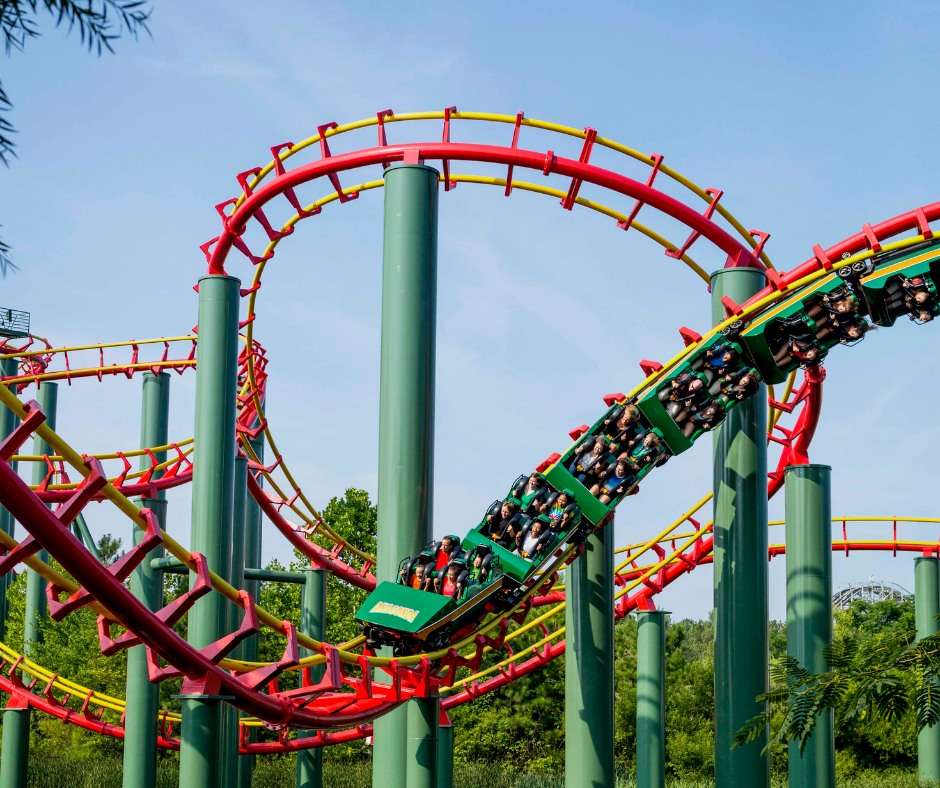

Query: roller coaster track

[1,514,936,753]
[0,109,936,746]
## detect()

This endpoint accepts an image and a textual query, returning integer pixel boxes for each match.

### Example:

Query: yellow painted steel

[229,110,775,269]
[235,169,715,573]
[0,335,197,361]
[0,193,934,705]
[2,511,937,725]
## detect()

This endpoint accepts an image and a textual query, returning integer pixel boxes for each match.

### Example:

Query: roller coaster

[0,109,938,786]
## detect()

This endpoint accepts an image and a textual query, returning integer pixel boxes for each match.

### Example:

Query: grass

[21,756,924,787]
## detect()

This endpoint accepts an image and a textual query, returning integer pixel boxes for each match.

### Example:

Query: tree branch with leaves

[736,623,940,755]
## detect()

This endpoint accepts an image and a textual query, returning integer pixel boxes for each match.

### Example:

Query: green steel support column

[0,356,19,640]
[435,713,453,788]
[1,382,56,788]
[372,162,439,788]
[565,520,614,788]
[123,373,170,788]
[636,610,667,788]
[179,274,240,788]
[711,268,769,788]
[236,433,264,788]
[221,456,248,788]
[296,568,326,788]
[916,556,940,784]
[784,463,834,788]
[407,696,438,788]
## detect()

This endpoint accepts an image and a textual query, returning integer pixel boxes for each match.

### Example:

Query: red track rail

[0,118,935,737]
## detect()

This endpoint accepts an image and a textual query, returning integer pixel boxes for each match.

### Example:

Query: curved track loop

[1,112,938,733]
[3,514,933,753]
[224,110,782,584]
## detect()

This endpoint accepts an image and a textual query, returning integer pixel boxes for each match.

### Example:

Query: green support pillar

[916,556,940,784]
[371,162,439,788]
[435,712,453,788]
[636,610,667,788]
[0,382,56,788]
[784,464,834,788]
[123,373,170,788]
[296,568,327,788]
[221,455,248,788]
[565,520,614,788]
[0,356,19,640]
[179,274,240,788]
[407,696,438,788]
[711,268,769,788]
[236,433,264,788]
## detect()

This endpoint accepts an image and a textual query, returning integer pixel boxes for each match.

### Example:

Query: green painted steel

[123,372,170,788]
[565,522,614,788]
[358,581,453,633]
[24,383,56,652]
[636,610,667,788]
[221,456,248,788]
[784,464,834,788]
[244,567,306,584]
[462,528,537,581]
[296,568,327,788]
[542,462,610,525]
[0,356,18,641]
[372,162,439,788]
[237,433,265,788]
[180,274,241,788]
[916,556,940,783]
[0,382,56,788]
[72,513,101,559]
[435,718,453,788]
[407,698,438,788]
[711,268,770,788]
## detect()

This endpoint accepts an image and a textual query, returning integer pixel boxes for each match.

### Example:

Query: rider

[408,563,430,591]
[591,453,636,504]
[435,560,464,598]
[604,403,644,453]
[433,535,460,573]
[568,435,610,485]
[518,520,550,560]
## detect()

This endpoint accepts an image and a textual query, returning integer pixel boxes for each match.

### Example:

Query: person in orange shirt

[409,563,430,591]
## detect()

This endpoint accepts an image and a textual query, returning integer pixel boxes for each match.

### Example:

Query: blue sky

[3,1,940,620]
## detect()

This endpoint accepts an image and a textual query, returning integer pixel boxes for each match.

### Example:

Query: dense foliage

[0,491,924,782]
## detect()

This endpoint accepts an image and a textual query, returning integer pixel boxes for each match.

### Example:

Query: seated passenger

[435,560,464,598]
[822,288,859,324]
[630,430,667,469]
[514,473,547,512]
[902,276,936,322]
[518,520,551,561]
[545,491,577,532]
[485,500,518,543]
[458,548,493,599]
[771,315,824,368]
[837,318,870,345]
[568,436,611,484]
[603,404,643,453]
[590,453,636,504]
[408,563,430,591]
[660,372,707,424]
[433,535,460,573]
[720,367,760,402]
[705,342,739,374]
[687,400,725,436]
[911,307,935,324]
